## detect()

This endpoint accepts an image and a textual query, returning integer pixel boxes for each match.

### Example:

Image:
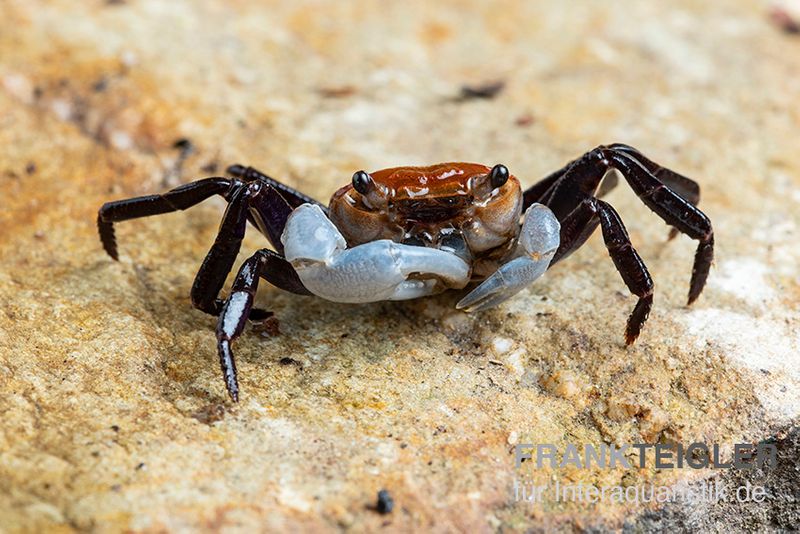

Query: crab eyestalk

[471,164,510,200]
[352,170,390,211]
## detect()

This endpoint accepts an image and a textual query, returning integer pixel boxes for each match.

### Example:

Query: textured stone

[1,0,799,531]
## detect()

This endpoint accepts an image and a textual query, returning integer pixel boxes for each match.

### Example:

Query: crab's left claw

[457,203,560,312]
[456,255,551,312]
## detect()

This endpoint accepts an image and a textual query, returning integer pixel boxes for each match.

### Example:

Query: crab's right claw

[457,203,560,312]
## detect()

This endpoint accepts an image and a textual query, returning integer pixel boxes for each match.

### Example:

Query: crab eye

[490,164,509,189]
[352,170,373,195]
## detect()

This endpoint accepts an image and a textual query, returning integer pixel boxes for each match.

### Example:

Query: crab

[97,144,714,401]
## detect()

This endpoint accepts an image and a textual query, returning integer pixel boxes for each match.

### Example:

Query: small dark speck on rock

[515,114,535,127]
[317,85,358,98]
[93,78,109,92]
[279,357,300,366]
[253,315,280,337]
[25,162,36,175]
[173,138,194,152]
[201,161,219,173]
[191,403,226,424]
[457,80,505,101]
[135,462,145,470]
[769,7,800,34]
[375,489,394,514]
[110,425,120,432]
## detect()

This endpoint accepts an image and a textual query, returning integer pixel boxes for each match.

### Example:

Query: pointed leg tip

[624,321,641,345]
[217,339,240,403]
[624,294,651,346]
[687,284,704,306]
[97,218,119,260]
[101,241,119,261]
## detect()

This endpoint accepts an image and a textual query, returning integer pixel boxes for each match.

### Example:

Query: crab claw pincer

[457,203,560,312]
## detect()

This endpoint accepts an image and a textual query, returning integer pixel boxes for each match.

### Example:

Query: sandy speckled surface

[1,0,799,531]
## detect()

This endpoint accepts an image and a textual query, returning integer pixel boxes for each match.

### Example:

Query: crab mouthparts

[395,196,469,222]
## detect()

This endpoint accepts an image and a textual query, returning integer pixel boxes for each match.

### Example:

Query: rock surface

[1,0,798,531]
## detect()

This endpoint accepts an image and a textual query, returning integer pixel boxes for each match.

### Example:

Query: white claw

[457,203,560,312]
[281,204,471,303]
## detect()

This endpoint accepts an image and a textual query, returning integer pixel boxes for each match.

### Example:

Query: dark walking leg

[537,145,713,304]
[604,149,713,303]
[553,197,654,344]
[226,164,325,210]
[216,249,311,401]
[97,177,233,260]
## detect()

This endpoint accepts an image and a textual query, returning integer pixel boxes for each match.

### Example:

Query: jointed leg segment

[97,166,314,317]
[216,248,311,401]
[523,144,713,344]
[97,177,233,261]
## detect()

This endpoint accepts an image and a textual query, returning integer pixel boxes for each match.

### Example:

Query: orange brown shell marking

[370,162,492,200]
[328,163,523,264]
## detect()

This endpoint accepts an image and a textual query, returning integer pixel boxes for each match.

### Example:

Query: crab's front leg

[282,204,471,303]
[457,203,560,312]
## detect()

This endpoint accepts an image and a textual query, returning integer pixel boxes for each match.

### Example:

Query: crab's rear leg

[607,144,701,205]
[226,164,325,210]
[602,148,713,304]
[531,145,713,305]
[217,249,311,401]
[607,144,700,241]
[456,203,560,312]
[98,177,233,260]
[98,176,302,316]
[189,183,306,315]
[555,197,654,344]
